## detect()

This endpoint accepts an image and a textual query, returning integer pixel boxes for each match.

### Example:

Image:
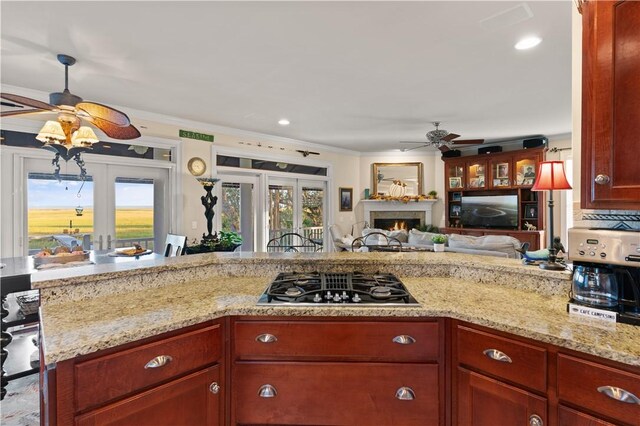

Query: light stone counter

[39,264,640,368]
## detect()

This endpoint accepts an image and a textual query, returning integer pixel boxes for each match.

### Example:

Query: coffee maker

[568,228,640,326]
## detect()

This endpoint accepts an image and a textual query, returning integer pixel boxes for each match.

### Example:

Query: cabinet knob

[482,348,512,363]
[395,387,416,400]
[529,414,543,426]
[392,335,416,345]
[255,333,277,343]
[595,174,610,185]
[144,355,173,369]
[209,382,220,394]
[258,384,277,398]
[597,386,640,404]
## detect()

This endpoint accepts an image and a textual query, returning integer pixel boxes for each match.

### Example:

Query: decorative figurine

[517,237,566,265]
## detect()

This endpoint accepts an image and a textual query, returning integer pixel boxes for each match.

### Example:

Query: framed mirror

[372,162,423,196]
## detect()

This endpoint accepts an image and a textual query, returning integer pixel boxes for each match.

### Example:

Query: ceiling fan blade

[1,109,51,118]
[87,116,141,140]
[439,145,451,153]
[1,93,57,111]
[442,133,461,142]
[451,139,485,145]
[399,141,429,144]
[76,102,131,127]
[400,145,427,152]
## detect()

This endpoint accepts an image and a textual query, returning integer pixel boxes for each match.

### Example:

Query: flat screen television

[460,195,518,229]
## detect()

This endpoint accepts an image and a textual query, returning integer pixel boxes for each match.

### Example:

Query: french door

[24,158,170,255]
[215,174,259,252]
[268,178,326,250]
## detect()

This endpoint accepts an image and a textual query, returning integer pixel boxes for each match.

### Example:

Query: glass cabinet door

[489,157,512,189]
[465,161,487,190]
[513,153,539,187]
[446,161,465,191]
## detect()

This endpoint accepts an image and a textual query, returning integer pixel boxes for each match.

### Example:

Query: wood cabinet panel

[75,323,222,412]
[457,367,546,426]
[233,361,439,425]
[557,354,640,426]
[75,365,221,426]
[234,320,439,362]
[581,0,640,209]
[456,325,547,393]
[558,405,617,426]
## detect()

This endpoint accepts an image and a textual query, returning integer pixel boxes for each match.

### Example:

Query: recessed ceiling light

[515,36,542,50]
[278,119,290,126]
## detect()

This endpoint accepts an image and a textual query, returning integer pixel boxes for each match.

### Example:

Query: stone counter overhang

[34,252,640,368]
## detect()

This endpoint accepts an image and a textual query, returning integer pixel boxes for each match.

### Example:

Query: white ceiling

[1,1,572,152]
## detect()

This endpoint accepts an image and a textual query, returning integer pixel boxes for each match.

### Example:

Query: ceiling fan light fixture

[71,126,99,147]
[36,120,66,144]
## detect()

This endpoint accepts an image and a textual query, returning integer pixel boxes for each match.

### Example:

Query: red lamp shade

[531,161,572,191]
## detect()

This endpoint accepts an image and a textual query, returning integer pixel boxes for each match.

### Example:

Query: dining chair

[164,234,187,257]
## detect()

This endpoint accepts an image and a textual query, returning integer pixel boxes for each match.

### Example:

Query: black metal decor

[200,182,218,242]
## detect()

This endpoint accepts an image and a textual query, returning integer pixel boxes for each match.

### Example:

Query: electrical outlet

[191,221,198,230]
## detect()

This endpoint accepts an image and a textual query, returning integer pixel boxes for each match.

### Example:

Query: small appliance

[568,228,640,325]
[257,272,420,306]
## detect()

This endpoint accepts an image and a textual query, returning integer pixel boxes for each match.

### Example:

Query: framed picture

[469,176,484,188]
[493,178,509,187]
[477,165,485,175]
[339,187,353,212]
[524,204,538,219]
[496,162,509,178]
[523,177,535,186]
[522,164,536,178]
[449,177,462,189]
[451,192,462,202]
[450,203,461,217]
[372,162,423,196]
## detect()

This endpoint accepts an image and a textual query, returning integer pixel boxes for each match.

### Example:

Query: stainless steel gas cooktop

[257,272,420,306]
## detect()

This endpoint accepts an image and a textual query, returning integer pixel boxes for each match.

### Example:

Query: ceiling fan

[1,53,140,149]
[400,122,484,152]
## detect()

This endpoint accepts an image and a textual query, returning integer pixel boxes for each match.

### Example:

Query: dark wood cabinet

[581,0,640,209]
[457,367,547,426]
[558,405,617,426]
[443,148,545,250]
[75,365,221,426]
[231,317,444,426]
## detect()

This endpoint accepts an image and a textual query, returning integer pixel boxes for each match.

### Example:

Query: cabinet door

[512,151,541,188]
[446,160,466,191]
[489,156,513,189]
[466,160,487,190]
[558,405,617,426]
[76,365,221,426]
[581,0,640,209]
[457,367,546,426]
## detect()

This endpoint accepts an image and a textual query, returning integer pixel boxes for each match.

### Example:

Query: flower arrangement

[368,194,431,203]
[431,234,447,244]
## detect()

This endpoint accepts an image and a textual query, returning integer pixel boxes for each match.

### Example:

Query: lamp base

[538,261,566,271]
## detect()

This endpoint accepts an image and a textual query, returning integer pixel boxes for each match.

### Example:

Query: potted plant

[185,231,243,254]
[427,190,438,199]
[431,234,447,252]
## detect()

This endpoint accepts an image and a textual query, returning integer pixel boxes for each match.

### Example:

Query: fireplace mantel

[359,199,438,227]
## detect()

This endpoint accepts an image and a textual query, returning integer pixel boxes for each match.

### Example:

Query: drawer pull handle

[258,384,277,398]
[144,355,173,369]
[256,333,277,343]
[209,382,220,394]
[392,335,416,345]
[395,387,415,400]
[529,414,543,426]
[597,386,640,404]
[483,349,512,363]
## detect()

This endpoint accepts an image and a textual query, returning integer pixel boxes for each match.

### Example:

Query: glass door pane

[268,182,295,241]
[220,180,255,251]
[301,182,325,249]
[114,177,155,251]
[27,173,94,254]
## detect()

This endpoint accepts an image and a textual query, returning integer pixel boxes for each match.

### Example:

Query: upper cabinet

[581,1,640,209]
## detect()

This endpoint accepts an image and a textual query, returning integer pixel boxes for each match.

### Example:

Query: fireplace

[373,218,421,231]
[361,199,437,232]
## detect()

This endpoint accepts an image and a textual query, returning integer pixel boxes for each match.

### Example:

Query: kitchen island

[35,252,640,426]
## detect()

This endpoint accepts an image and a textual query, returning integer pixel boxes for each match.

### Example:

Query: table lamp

[531,161,572,270]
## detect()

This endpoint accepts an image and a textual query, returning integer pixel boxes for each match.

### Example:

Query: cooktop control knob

[341,291,349,300]
[333,293,342,303]
[352,294,361,303]
[313,293,322,303]
[325,291,332,300]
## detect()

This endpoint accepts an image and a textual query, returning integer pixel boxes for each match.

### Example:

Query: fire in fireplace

[373,218,421,231]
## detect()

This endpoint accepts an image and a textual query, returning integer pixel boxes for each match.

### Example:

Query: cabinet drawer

[234,320,439,362]
[233,362,439,425]
[558,405,616,426]
[75,323,222,412]
[557,354,640,426]
[456,325,547,392]
[76,365,220,426]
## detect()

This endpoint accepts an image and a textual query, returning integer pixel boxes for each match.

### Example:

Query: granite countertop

[40,273,640,368]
